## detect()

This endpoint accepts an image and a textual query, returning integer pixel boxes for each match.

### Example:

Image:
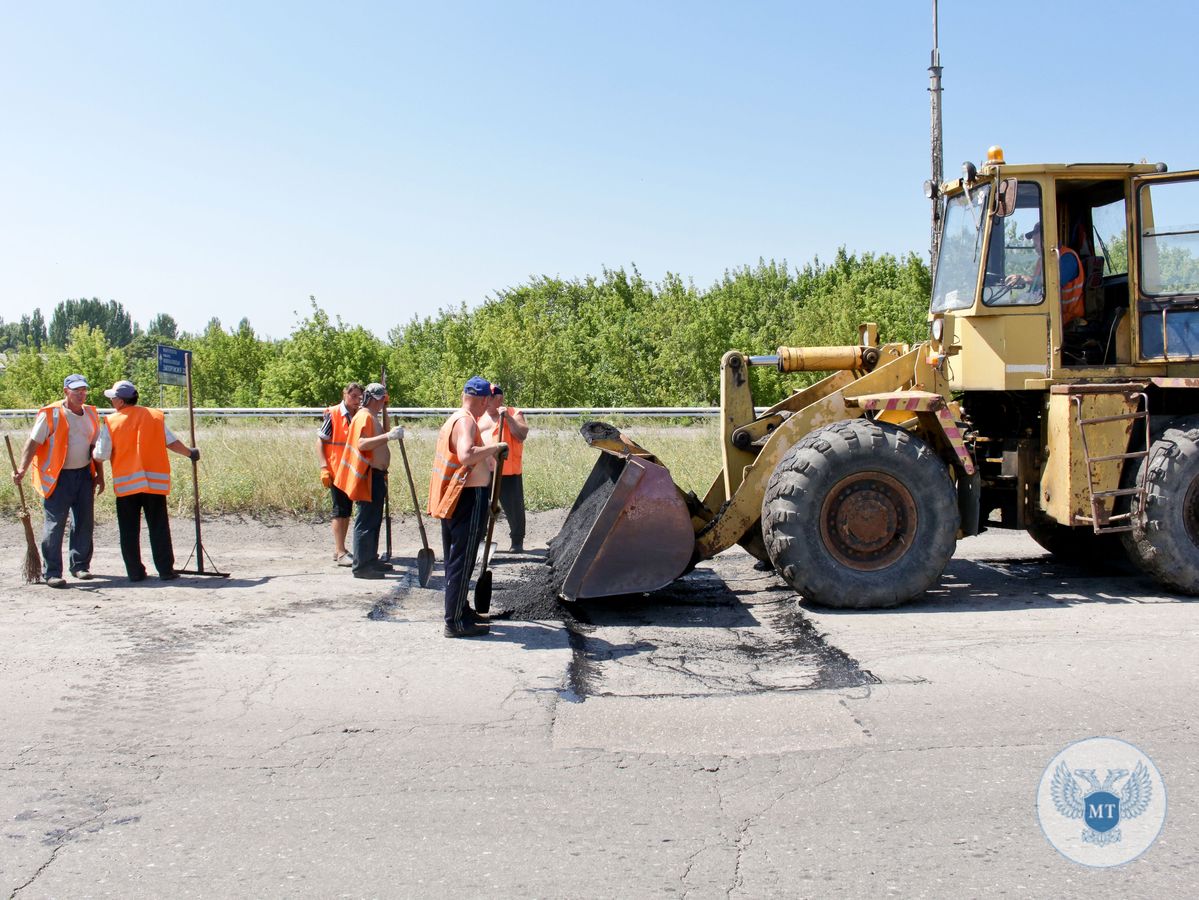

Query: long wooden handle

[5,434,32,514]
[397,439,430,550]
[379,366,392,554]
[492,412,507,514]
[478,414,507,571]
[479,465,503,571]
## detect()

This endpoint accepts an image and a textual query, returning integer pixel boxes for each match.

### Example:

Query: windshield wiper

[1093,228,1114,273]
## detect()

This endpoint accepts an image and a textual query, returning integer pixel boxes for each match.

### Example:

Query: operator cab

[930,149,1199,383]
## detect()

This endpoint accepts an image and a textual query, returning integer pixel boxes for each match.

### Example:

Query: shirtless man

[426,376,507,637]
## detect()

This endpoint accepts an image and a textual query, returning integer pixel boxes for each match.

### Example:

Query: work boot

[369,560,395,572]
[444,621,489,638]
[507,542,524,553]
[353,568,385,580]
[71,569,93,580]
[160,571,180,581]
[45,576,67,589]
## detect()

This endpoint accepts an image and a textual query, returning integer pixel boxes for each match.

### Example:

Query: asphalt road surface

[1,513,1195,898]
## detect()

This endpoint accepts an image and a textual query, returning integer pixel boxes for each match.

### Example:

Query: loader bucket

[551,451,696,601]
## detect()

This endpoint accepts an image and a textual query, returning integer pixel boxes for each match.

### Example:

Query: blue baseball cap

[463,376,491,396]
[64,374,89,389]
[490,383,503,396]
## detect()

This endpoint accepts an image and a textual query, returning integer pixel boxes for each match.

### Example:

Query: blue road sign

[157,344,191,387]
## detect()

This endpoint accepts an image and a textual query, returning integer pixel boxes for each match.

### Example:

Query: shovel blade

[417,548,434,587]
[474,569,492,614]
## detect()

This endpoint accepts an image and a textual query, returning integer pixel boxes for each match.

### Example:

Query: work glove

[387,425,405,442]
[189,448,201,462]
[320,467,333,489]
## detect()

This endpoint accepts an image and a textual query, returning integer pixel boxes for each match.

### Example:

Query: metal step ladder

[1072,391,1150,534]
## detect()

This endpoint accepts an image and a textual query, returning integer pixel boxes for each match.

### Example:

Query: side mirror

[994,178,1019,218]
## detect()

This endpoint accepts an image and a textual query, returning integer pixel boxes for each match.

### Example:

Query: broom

[5,434,42,583]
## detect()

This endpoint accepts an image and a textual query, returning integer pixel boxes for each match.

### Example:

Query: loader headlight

[931,317,944,342]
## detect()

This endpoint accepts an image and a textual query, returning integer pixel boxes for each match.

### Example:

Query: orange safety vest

[427,409,479,519]
[106,406,171,497]
[31,401,101,499]
[488,409,524,476]
[1059,247,1086,327]
[321,404,353,473]
[334,408,377,502]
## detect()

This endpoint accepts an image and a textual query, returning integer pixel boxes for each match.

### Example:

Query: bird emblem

[1052,760,1153,846]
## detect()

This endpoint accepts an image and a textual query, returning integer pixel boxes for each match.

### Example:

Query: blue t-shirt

[1060,251,1081,284]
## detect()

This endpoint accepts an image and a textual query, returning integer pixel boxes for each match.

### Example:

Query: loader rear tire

[1122,415,1199,594]
[762,419,959,609]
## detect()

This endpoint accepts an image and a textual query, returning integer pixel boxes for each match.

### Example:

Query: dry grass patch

[0,421,722,522]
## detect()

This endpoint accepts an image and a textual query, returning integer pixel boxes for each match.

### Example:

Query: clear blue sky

[2,1,1195,340]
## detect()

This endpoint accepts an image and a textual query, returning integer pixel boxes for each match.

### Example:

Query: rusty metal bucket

[553,452,696,601]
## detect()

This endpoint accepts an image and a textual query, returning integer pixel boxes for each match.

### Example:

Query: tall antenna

[928,0,944,269]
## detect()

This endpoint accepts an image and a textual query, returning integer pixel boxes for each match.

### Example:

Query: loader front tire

[762,419,959,609]
[1122,415,1199,594]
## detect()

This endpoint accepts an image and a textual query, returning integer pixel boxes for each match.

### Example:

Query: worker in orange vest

[1006,221,1086,327]
[11,374,105,588]
[427,376,507,637]
[92,380,199,582]
[317,381,364,567]
[478,383,531,553]
[334,382,406,580]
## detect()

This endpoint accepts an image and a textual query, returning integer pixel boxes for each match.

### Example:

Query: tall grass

[0,421,721,522]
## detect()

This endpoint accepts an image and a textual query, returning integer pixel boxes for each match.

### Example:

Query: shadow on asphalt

[813,555,1196,616]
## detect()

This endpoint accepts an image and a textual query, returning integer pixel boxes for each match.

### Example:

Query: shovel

[474,415,507,613]
[396,437,434,587]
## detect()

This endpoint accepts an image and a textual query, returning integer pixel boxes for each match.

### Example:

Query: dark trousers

[441,487,486,628]
[42,466,95,579]
[352,469,387,574]
[498,473,526,546]
[116,493,174,578]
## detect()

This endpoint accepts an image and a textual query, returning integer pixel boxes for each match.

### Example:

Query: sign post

[158,344,228,577]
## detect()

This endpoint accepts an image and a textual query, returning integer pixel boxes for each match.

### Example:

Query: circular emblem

[1037,737,1166,867]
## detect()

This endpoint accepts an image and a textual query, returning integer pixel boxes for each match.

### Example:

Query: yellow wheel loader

[552,147,1199,608]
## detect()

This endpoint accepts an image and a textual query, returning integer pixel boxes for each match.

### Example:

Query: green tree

[146,313,179,340]
[383,251,930,408]
[262,300,385,406]
[0,326,126,407]
[0,310,48,351]
[184,317,276,406]
[48,298,137,348]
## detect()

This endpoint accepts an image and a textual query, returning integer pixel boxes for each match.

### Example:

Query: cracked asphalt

[1,512,1196,898]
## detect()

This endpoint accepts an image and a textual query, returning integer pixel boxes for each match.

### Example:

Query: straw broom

[5,435,42,583]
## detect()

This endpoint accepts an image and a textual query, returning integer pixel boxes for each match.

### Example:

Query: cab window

[1090,198,1128,277]
[1139,179,1199,295]
[982,182,1044,307]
